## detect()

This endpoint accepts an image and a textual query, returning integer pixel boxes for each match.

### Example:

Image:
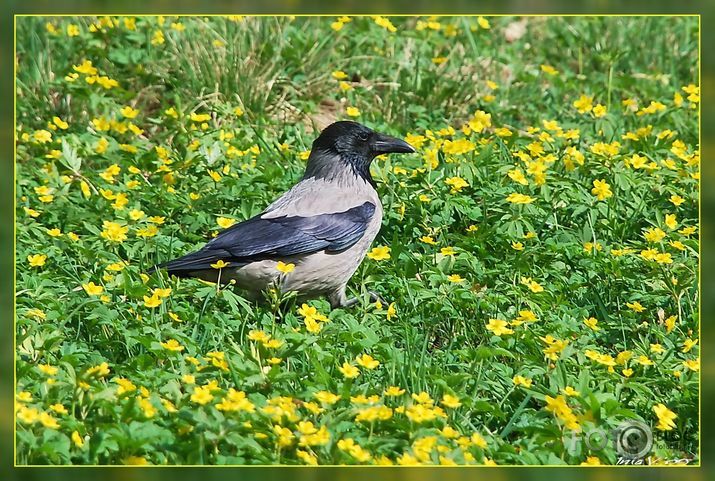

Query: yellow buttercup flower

[276,261,295,273]
[120,106,139,119]
[653,403,677,431]
[27,254,47,267]
[355,354,379,369]
[441,394,462,408]
[367,246,391,261]
[160,339,185,352]
[338,362,360,379]
[82,282,104,296]
[591,179,612,201]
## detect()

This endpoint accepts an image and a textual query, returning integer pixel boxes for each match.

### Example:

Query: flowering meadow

[15,16,699,465]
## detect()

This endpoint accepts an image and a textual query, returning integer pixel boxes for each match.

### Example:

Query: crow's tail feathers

[148,249,231,277]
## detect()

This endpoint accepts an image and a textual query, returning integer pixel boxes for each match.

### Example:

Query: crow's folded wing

[156,201,376,273]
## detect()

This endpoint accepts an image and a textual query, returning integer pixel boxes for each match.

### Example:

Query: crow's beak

[372,133,416,154]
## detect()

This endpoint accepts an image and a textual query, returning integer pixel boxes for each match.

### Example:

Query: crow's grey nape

[302,148,375,186]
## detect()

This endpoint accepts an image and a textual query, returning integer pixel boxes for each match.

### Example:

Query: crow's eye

[357,132,369,141]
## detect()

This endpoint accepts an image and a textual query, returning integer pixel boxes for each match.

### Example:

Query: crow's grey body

[189,176,382,306]
[152,121,414,308]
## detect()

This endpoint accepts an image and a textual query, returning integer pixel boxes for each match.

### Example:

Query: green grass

[15,15,699,465]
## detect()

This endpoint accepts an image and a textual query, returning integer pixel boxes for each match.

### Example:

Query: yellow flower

[655,252,673,264]
[67,24,80,36]
[82,282,104,296]
[583,317,600,331]
[191,386,214,405]
[683,359,700,371]
[38,364,58,376]
[71,431,85,447]
[419,235,436,245]
[27,254,47,267]
[678,226,696,236]
[637,355,654,366]
[190,112,211,122]
[33,129,52,143]
[409,392,432,407]
[73,59,97,75]
[346,106,360,117]
[520,277,544,293]
[160,339,185,352]
[508,168,528,185]
[39,412,60,429]
[664,213,678,230]
[338,362,360,379]
[296,449,318,465]
[541,64,559,76]
[447,274,464,283]
[123,456,149,465]
[512,375,533,388]
[248,330,271,343]
[367,246,391,261]
[211,260,230,269]
[591,179,612,201]
[86,362,110,377]
[120,106,139,119]
[562,386,580,397]
[592,104,607,117]
[332,70,348,80]
[374,15,397,32]
[682,338,698,353]
[314,391,340,404]
[356,354,379,369]
[669,194,685,206]
[100,221,129,243]
[384,386,405,396]
[440,246,456,256]
[653,403,677,431]
[304,317,322,334]
[276,261,295,273]
[573,94,594,113]
[626,301,645,312]
[152,287,171,298]
[151,29,165,45]
[511,241,524,251]
[441,394,462,408]
[477,16,490,29]
[142,294,161,308]
[444,176,468,193]
[486,319,513,336]
[17,406,39,424]
[52,116,69,129]
[506,193,535,204]
[264,339,284,349]
[513,310,537,324]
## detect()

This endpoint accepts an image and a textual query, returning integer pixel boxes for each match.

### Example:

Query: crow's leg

[328,287,385,309]
[328,287,358,309]
[367,290,386,305]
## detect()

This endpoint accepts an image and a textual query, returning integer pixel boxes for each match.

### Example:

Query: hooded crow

[151,121,415,308]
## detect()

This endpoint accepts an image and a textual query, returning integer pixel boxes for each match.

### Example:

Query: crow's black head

[304,121,415,185]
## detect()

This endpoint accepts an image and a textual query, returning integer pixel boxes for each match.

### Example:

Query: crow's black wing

[154,201,376,274]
